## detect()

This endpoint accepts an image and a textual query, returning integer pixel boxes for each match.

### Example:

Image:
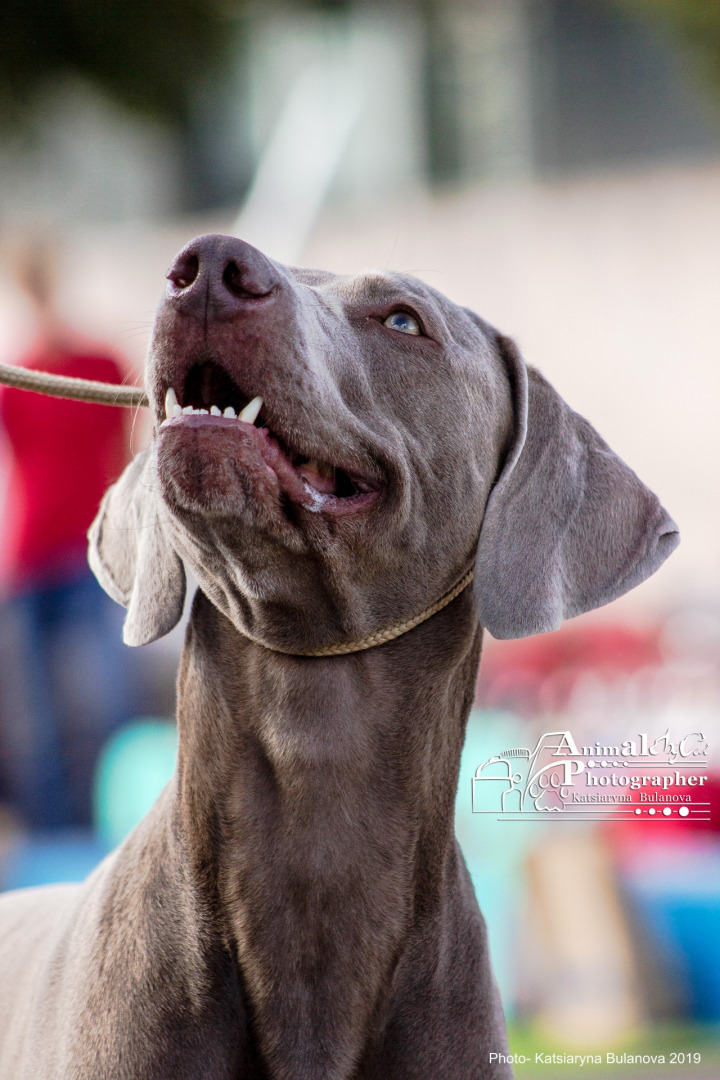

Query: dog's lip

[158,411,382,516]
[154,353,383,514]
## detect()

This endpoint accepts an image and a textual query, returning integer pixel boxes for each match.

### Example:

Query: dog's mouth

[158,359,380,514]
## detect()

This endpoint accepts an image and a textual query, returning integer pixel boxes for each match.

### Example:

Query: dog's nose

[166,234,281,315]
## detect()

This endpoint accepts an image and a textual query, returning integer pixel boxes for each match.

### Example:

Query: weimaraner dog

[0,235,678,1078]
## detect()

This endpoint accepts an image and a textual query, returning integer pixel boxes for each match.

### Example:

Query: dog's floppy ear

[88,449,186,646]
[475,334,679,639]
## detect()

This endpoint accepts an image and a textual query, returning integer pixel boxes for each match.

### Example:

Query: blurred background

[0,1,719,1075]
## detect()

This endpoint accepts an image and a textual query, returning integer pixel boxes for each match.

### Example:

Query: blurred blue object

[0,720,177,892]
[624,841,720,1022]
[666,902,720,1021]
[94,718,177,850]
[1,829,108,891]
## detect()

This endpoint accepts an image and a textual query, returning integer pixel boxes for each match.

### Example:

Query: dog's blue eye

[383,311,421,336]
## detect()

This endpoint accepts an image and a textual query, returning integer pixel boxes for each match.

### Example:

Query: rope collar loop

[0,362,148,407]
[242,568,475,658]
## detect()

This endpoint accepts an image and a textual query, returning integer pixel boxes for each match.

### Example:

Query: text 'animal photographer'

[472,730,709,820]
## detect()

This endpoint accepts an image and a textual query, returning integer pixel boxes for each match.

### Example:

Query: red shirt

[0,346,130,590]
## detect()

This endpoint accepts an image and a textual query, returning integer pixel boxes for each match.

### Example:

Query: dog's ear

[88,449,186,646]
[474,334,679,639]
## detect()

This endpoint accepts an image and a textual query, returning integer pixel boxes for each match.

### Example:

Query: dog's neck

[173,586,482,1077]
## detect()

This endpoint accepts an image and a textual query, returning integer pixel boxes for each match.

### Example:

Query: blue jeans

[0,572,138,830]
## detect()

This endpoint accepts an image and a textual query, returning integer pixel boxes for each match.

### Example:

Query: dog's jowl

[0,235,678,1079]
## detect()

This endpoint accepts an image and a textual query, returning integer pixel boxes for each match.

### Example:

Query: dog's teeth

[238,396,263,425]
[198,408,209,415]
[164,387,178,418]
[172,404,182,417]
[210,406,222,416]
[182,406,194,414]
[223,406,236,419]
[304,459,335,479]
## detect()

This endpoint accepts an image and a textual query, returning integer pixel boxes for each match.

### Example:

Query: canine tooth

[182,406,194,414]
[210,406,221,416]
[238,396,263,424]
[223,406,236,419]
[164,387,178,418]
[172,404,182,417]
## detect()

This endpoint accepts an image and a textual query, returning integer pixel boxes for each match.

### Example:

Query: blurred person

[0,239,137,831]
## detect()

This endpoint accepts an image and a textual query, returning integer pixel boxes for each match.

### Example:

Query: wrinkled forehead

[290,266,489,351]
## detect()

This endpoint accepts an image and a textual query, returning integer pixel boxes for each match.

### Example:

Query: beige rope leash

[0,363,474,657]
[0,362,148,408]
[246,568,475,657]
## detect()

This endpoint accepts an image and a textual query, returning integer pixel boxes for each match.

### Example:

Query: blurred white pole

[232,61,363,264]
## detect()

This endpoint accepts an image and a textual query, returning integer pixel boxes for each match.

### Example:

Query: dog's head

[89,234,678,651]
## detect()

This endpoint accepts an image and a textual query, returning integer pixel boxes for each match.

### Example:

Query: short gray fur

[0,235,678,1079]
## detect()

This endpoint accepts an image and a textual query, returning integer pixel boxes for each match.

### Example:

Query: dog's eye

[383,311,422,336]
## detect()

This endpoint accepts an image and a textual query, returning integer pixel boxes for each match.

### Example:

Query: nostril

[222,261,244,298]
[167,253,199,290]
[223,260,257,299]
[166,236,280,310]
[222,259,275,300]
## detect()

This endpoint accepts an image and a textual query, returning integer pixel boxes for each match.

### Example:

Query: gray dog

[0,235,678,1079]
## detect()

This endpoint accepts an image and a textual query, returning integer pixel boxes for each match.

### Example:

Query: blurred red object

[0,347,129,591]
[477,622,663,714]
